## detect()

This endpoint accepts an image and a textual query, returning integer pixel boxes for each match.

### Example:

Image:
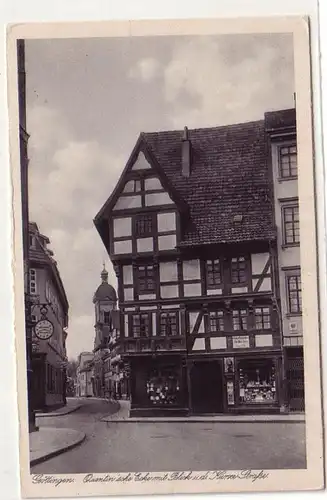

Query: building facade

[94,110,303,416]
[92,267,122,399]
[29,222,69,411]
[76,352,94,397]
[265,109,304,411]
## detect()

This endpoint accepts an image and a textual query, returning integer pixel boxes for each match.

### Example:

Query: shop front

[129,354,188,417]
[188,353,282,415]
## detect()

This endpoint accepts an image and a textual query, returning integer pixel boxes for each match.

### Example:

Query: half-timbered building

[94,117,286,416]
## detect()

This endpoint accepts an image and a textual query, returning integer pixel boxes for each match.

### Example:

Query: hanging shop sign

[34,319,54,341]
[232,336,250,349]
[227,380,235,405]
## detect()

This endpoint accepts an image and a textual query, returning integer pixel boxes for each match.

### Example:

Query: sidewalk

[102,401,305,423]
[35,397,84,417]
[30,427,86,466]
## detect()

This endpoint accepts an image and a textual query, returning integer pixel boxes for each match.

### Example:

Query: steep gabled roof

[143,119,276,246]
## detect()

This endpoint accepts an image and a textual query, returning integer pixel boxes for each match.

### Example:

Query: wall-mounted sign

[34,319,54,340]
[227,380,235,405]
[232,336,250,349]
[224,357,235,373]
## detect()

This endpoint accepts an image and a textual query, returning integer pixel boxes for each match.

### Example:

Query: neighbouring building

[76,352,94,397]
[94,108,303,417]
[265,108,304,412]
[92,267,122,398]
[29,222,69,411]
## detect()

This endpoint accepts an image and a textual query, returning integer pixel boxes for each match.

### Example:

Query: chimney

[182,126,192,177]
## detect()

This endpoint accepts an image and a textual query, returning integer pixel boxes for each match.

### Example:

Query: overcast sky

[25,33,294,360]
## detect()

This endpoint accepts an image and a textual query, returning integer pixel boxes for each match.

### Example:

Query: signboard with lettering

[232,336,250,349]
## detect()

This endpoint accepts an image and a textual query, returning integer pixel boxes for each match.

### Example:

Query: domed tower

[93,265,117,348]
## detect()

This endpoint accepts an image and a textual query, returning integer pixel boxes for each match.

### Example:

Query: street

[30,398,306,473]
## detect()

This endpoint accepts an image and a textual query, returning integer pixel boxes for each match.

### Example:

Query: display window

[146,366,180,406]
[238,359,276,404]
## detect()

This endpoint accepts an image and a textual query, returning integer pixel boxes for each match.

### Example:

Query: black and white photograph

[7,17,324,498]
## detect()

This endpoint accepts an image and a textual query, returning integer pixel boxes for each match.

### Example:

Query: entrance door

[190,360,223,414]
[32,355,46,411]
[287,356,305,412]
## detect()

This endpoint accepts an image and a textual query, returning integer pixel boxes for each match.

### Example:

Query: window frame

[134,213,154,238]
[232,309,248,331]
[29,268,37,295]
[137,264,155,294]
[209,310,225,332]
[278,144,298,179]
[159,311,179,336]
[286,273,302,315]
[282,204,300,246]
[206,259,222,288]
[231,257,247,285]
[131,313,151,338]
[254,306,271,330]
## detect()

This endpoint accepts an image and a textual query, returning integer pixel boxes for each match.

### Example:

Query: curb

[30,432,86,467]
[36,404,83,418]
[102,417,305,424]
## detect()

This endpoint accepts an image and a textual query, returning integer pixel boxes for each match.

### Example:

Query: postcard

[6,15,324,498]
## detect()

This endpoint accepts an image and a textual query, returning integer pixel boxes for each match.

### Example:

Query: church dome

[93,265,117,303]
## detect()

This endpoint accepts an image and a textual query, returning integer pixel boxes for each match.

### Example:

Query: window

[103,311,111,325]
[283,205,300,245]
[160,312,178,336]
[132,314,150,337]
[255,307,271,330]
[123,179,141,193]
[29,234,36,248]
[231,257,246,284]
[135,214,153,237]
[209,311,224,332]
[279,145,297,178]
[287,274,302,314]
[232,309,247,330]
[138,265,155,293]
[29,268,37,295]
[206,260,222,288]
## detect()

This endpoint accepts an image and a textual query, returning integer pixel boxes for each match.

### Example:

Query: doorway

[190,360,223,414]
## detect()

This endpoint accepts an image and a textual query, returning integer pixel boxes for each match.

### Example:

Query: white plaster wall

[192,338,205,351]
[124,288,134,301]
[113,195,142,210]
[184,283,202,297]
[123,180,141,192]
[251,252,269,274]
[114,240,132,254]
[183,260,200,280]
[255,334,273,347]
[124,315,129,337]
[152,313,157,336]
[158,212,176,232]
[189,312,198,332]
[132,152,151,170]
[158,234,176,250]
[145,192,173,206]
[137,237,154,253]
[210,337,227,349]
[145,177,163,190]
[231,286,248,294]
[259,277,272,292]
[123,265,133,285]
[159,261,178,282]
[113,217,132,237]
[160,285,179,298]
[207,288,222,295]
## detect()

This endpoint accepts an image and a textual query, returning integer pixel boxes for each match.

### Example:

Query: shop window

[209,311,224,332]
[146,366,180,406]
[238,359,276,404]
[231,257,247,284]
[132,313,150,337]
[287,274,302,314]
[255,307,271,330]
[282,205,300,245]
[206,260,222,288]
[279,145,297,179]
[137,265,155,293]
[232,309,247,331]
[160,312,178,336]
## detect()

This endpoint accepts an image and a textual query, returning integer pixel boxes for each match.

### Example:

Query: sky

[25,33,295,360]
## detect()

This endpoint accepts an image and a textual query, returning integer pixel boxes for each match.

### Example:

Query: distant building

[29,222,69,411]
[92,267,122,399]
[94,108,304,417]
[76,352,94,397]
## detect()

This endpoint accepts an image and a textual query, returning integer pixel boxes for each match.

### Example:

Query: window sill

[281,243,300,250]
[278,176,298,183]
[286,312,302,318]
